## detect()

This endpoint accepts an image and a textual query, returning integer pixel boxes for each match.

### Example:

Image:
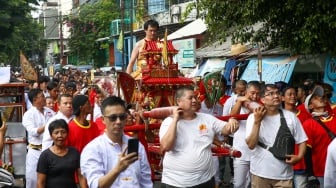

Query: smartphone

[127,138,139,155]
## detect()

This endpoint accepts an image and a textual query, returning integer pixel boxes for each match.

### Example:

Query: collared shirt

[22,106,55,145]
[42,111,74,151]
[80,134,153,188]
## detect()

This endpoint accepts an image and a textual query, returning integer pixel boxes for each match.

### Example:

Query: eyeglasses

[264,91,281,97]
[104,113,128,122]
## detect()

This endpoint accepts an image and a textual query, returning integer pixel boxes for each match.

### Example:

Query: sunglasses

[104,113,128,122]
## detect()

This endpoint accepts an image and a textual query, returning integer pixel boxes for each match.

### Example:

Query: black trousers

[161,176,215,188]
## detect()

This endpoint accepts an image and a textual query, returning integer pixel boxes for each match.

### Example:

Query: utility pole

[60,11,64,65]
[120,0,125,70]
[130,0,133,53]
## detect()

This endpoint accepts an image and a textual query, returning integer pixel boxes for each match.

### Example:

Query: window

[148,0,166,15]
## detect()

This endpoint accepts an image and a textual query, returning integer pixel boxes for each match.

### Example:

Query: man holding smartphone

[80,96,152,188]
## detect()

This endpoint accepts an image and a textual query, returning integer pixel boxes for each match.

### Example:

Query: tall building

[41,0,73,65]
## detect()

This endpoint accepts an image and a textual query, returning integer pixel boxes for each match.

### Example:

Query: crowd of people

[5,65,336,188]
[0,19,334,188]
[11,75,152,188]
[193,78,336,188]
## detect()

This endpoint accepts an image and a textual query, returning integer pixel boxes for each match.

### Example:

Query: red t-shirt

[292,109,311,171]
[67,118,100,183]
[67,118,100,153]
[303,116,336,176]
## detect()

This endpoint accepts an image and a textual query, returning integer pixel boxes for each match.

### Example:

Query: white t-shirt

[325,138,336,188]
[222,95,237,116]
[232,106,251,161]
[199,101,224,141]
[245,109,307,180]
[159,113,226,187]
[199,101,223,116]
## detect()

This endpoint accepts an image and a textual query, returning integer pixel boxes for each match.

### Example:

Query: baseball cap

[304,86,324,112]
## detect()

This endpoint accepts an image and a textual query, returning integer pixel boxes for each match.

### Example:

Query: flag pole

[257,43,262,82]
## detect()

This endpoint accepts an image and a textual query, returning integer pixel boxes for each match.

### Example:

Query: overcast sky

[31,1,42,18]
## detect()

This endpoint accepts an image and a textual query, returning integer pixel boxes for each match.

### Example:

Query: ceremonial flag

[162,28,168,66]
[53,43,59,54]
[20,51,39,81]
[117,30,124,52]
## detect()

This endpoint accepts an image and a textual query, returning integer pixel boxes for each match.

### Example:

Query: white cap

[304,86,324,112]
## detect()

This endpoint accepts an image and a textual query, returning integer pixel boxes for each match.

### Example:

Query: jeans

[293,174,307,188]
[233,158,251,188]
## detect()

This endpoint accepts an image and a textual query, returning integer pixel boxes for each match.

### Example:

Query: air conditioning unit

[171,6,181,15]
[110,19,131,36]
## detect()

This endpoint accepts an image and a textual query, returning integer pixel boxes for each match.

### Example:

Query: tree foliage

[189,0,336,54]
[67,0,119,67]
[0,0,46,65]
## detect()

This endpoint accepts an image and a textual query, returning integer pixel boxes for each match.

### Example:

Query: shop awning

[240,56,298,83]
[167,19,207,40]
[193,58,226,77]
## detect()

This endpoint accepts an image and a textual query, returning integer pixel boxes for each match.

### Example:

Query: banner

[241,56,298,83]
[20,52,38,81]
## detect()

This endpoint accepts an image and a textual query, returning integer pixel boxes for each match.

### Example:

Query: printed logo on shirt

[121,177,132,181]
[199,124,208,135]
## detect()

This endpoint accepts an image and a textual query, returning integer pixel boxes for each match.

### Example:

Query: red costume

[303,115,336,176]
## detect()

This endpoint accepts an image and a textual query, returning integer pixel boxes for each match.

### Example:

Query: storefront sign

[172,39,196,68]
[324,56,336,103]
